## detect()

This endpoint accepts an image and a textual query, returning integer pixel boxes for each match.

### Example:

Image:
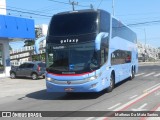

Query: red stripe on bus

[47,71,95,76]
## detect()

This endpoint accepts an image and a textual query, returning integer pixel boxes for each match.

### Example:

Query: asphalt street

[0,62,160,120]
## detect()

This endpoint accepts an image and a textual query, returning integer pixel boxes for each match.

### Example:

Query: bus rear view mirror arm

[95,32,109,51]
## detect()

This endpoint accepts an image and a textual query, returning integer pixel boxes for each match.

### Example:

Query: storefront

[0,15,35,77]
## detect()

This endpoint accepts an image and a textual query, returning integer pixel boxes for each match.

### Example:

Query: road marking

[155,91,160,96]
[143,72,155,77]
[154,73,160,77]
[108,103,121,110]
[156,107,160,111]
[140,104,160,120]
[112,85,160,112]
[132,103,147,111]
[86,117,95,120]
[143,82,160,93]
[100,85,160,120]
[86,117,108,120]
[135,73,145,77]
[95,117,107,120]
[129,95,138,99]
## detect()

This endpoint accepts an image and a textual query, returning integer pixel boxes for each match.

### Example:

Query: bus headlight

[46,77,52,81]
[86,76,97,81]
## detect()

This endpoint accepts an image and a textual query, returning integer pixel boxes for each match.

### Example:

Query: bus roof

[55,9,110,16]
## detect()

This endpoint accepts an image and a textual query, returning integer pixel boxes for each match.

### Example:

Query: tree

[24,39,35,47]
[35,27,43,39]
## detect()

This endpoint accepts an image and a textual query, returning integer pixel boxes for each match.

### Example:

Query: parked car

[10,61,46,80]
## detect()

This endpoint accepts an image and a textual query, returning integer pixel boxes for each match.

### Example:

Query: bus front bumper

[46,80,106,92]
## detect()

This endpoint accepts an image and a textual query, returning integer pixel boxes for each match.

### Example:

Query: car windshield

[46,42,99,74]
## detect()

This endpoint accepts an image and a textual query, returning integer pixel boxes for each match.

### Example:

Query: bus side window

[125,55,131,63]
[111,53,116,65]
[111,53,115,58]
[101,49,105,65]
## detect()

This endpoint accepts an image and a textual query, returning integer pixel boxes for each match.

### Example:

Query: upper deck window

[49,12,98,36]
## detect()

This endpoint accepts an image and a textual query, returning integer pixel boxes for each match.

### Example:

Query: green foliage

[24,40,35,47]
[32,53,45,61]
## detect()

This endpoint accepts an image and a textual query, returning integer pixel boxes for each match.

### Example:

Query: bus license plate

[65,88,74,91]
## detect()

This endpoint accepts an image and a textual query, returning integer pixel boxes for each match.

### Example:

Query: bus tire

[129,67,135,80]
[106,73,115,92]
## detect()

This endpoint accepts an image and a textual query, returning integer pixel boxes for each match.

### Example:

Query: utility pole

[90,4,94,9]
[112,0,115,16]
[144,28,147,62]
[69,0,78,11]
[144,28,146,46]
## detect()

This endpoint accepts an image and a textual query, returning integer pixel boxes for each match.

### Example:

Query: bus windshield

[46,42,99,74]
[49,12,98,36]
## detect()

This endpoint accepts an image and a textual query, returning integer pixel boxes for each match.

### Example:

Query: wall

[0,38,10,77]
[0,0,6,15]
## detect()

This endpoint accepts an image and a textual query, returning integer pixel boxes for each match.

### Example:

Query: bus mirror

[95,32,108,51]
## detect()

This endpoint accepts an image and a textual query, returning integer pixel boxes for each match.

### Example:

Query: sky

[5,0,160,49]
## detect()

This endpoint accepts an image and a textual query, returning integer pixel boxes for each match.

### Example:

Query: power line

[6,6,53,15]
[48,0,70,5]
[117,12,160,17]
[0,8,52,17]
[2,6,160,28]
[48,0,89,8]
[6,5,69,17]
[127,20,160,27]
[97,0,103,9]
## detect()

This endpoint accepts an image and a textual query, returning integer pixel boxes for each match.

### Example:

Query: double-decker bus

[45,9,138,93]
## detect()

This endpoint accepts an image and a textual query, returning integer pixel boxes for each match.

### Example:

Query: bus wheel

[129,68,135,80]
[106,73,115,92]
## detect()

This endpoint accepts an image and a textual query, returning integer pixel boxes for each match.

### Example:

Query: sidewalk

[139,62,160,66]
[0,77,45,98]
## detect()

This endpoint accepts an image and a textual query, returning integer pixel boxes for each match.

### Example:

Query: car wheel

[10,72,16,79]
[31,73,38,80]
[43,75,45,79]
[106,73,115,92]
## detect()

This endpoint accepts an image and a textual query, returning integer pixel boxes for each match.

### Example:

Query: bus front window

[46,42,100,74]
[49,12,98,36]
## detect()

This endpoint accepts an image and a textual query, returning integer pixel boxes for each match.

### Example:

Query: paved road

[0,63,160,120]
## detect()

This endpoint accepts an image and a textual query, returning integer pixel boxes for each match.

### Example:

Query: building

[10,41,46,66]
[137,42,160,62]
[0,0,35,77]
[35,24,48,38]
[10,25,48,66]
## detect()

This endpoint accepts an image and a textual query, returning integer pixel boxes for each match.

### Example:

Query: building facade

[0,0,35,77]
[10,24,48,66]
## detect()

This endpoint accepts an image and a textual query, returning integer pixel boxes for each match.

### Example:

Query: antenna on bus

[69,0,78,11]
